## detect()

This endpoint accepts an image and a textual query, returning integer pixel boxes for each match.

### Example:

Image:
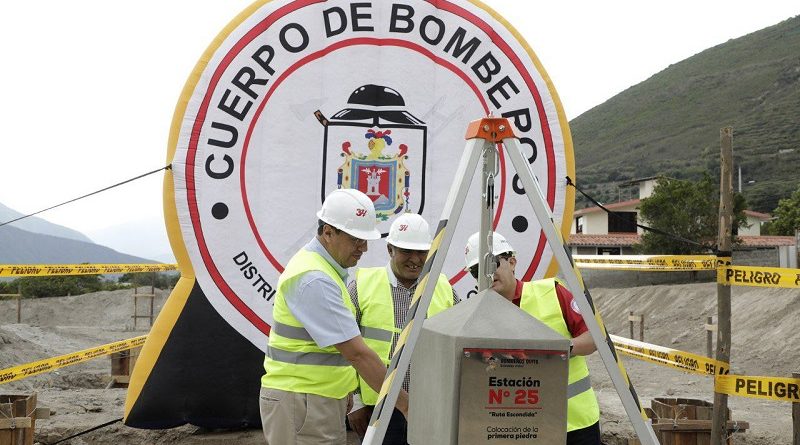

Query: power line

[0,165,171,228]
[566,176,715,252]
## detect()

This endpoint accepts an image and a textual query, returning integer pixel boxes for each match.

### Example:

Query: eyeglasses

[339,230,367,247]
[469,254,511,279]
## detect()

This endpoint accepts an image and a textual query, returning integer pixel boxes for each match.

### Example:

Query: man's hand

[335,337,410,421]
[397,390,409,419]
[347,405,372,439]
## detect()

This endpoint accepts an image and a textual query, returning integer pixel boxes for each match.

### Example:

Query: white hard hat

[387,213,432,250]
[316,189,381,240]
[465,231,515,269]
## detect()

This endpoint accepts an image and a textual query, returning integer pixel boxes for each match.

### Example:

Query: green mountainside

[570,15,800,212]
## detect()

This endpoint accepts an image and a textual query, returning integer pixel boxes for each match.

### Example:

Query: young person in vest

[346,213,459,444]
[260,189,409,444]
[465,231,602,445]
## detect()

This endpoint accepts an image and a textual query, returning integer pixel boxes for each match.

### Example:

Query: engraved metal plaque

[456,348,568,444]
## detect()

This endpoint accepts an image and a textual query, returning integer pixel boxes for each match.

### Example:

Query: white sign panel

[171,0,575,349]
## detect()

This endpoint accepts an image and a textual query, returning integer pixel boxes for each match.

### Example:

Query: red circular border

[185,0,559,334]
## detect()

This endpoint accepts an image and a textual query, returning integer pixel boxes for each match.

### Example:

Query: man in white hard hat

[260,189,409,444]
[465,232,601,445]
[346,213,459,444]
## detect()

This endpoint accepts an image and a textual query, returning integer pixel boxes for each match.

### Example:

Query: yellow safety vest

[355,267,454,405]
[261,249,357,399]
[519,278,600,432]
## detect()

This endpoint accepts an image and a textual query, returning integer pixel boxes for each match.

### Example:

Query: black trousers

[381,408,408,445]
[566,421,601,445]
[348,407,407,445]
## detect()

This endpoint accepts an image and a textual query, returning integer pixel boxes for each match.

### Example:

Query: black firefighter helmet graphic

[315,85,427,232]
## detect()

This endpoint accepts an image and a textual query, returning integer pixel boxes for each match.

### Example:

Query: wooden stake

[711,127,733,445]
[629,311,635,339]
[640,314,644,342]
[628,311,644,341]
[150,273,156,326]
[16,284,22,323]
[133,282,139,329]
[705,316,715,357]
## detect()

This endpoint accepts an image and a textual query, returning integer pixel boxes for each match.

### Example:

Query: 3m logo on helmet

[355,208,367,217]
[399,224,408,231]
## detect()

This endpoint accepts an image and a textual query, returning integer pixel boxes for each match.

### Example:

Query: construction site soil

[1,282,797,444]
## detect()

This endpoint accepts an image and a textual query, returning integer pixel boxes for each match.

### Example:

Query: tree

[16,275,103,298]
[0,281,20,295]
[636,175,747,254]
[118,271,179,289]
[768,185,800,235]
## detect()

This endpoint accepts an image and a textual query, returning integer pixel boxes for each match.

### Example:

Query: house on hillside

[570,198,640,255]
[739,210,771,236]
[568,177,796,265]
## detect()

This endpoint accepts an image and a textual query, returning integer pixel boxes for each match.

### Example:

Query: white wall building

[568,177,784,255]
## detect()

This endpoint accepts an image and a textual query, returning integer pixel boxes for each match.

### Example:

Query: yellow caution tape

[715,375,800,403]
[573,255,717,271]
[717,264,800,289]
[572,256,800,289]
[0,264,177,277]
[0,335,147,384]
[610,335,730,376]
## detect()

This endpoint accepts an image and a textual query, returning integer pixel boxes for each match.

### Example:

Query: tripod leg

[502,137,660,445]
[363,138,487,444]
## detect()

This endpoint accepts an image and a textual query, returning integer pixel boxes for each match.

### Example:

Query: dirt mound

[0,287,168,328]
[0,283,796,444]
[592,282,800,376]
[588,283,799,445]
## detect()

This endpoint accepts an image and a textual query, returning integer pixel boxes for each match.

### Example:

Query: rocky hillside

[0,202,92,243]
[0,224,154,264]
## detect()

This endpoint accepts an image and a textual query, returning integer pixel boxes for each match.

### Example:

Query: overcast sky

[0,0,797,252]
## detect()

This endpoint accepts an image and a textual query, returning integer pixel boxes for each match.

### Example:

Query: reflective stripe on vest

[360,326,394,342]
[261,249,357,399]
[266,345,351,367]
[355,267,454,405]
[271,321,314,341]
[519,278,600,432]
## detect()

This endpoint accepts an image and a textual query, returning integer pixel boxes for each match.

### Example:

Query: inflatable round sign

[126,0,574,429]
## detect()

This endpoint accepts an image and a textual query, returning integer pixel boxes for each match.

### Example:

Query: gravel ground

[1,283,797,444]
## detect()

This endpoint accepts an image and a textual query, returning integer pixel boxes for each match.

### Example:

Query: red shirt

[511,280,588,338]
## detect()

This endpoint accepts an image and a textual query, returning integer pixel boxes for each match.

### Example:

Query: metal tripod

[363,117,660,445]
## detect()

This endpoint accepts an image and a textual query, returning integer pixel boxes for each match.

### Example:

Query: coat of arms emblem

[316,84,427,233]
